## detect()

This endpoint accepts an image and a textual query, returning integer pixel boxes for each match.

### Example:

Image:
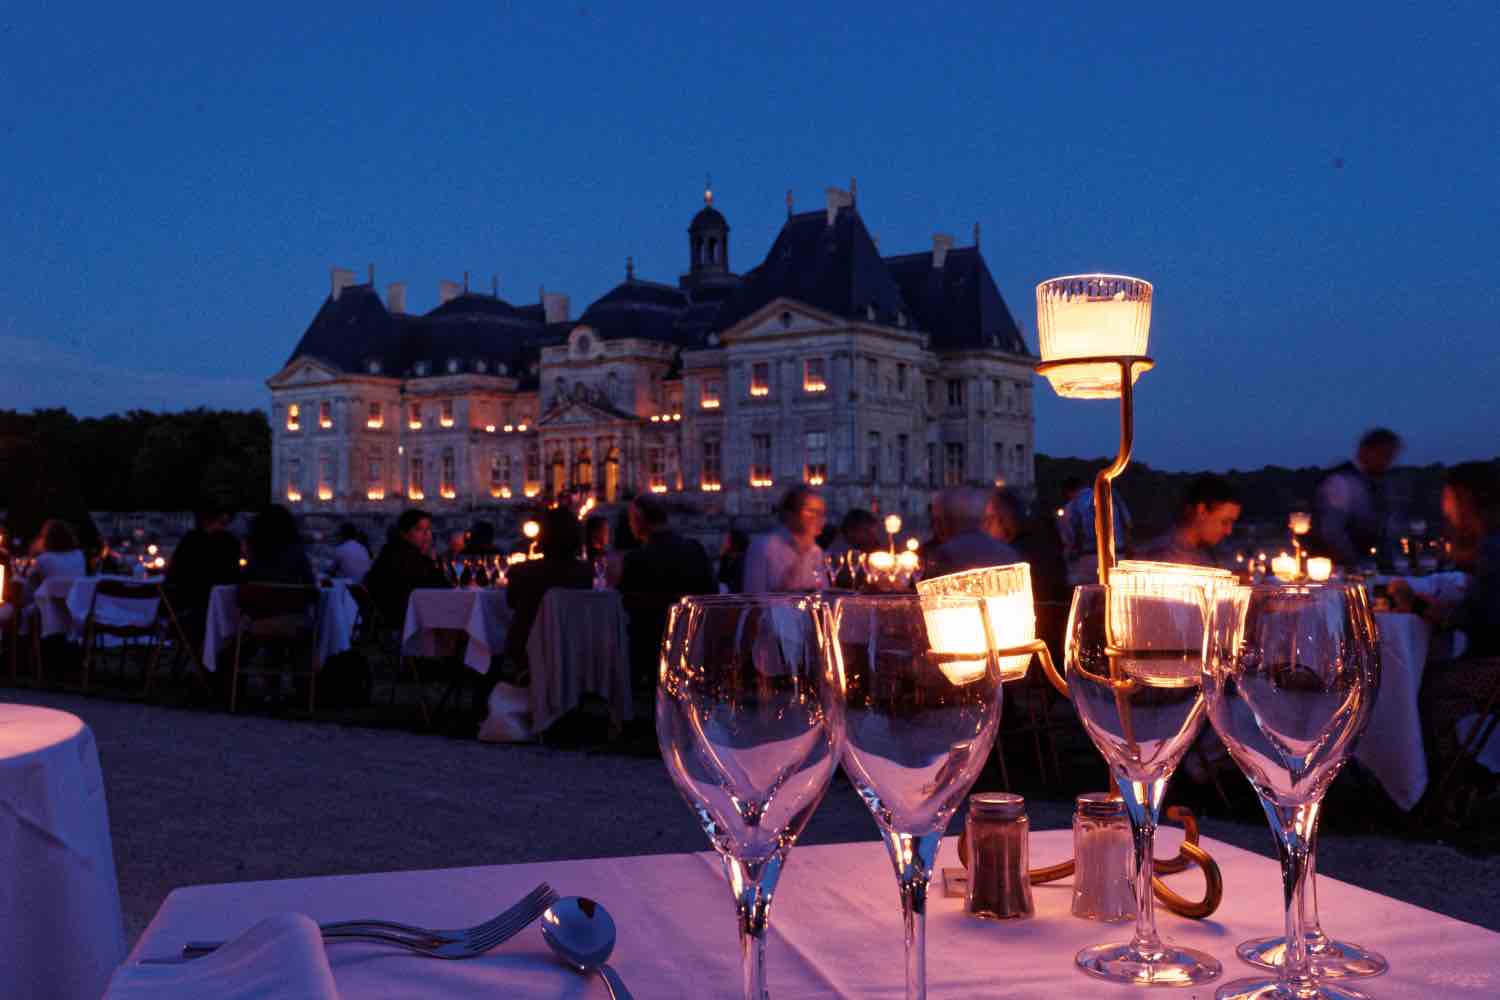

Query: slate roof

[883,247,1033,356]
[575,279,703,346]
[714,207,909,331]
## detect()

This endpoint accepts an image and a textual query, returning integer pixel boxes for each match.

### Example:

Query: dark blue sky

[4,3,1497,471]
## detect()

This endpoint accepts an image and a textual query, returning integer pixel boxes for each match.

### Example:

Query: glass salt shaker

[1071,792,1136,921]
[964,793,1033,920]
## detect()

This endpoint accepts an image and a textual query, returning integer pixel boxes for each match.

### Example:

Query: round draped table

[0,703,127,1000]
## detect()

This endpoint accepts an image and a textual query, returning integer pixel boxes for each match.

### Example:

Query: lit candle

[1108,561,1236,687]
[905,537,920,552]
[522,520,540,540]
[1035,275,1152,399]
[1307,557,1332,582]
[1289,512,1311,537]
[1271,553,1299,582]
[920,594,991,686]
[917,563,1035,682]
[896,550,920,575]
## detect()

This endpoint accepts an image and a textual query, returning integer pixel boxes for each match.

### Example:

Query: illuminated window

[648,446,666,493]
[525,443,541,494]
[944,442,965,487]
[318,453,335,501]
[366,457,384,500]
[317,400,333,430]
[700,378,722,409]
[367,401,383,429]
[285,458,303,502]
[750,433,772,487]
[802,358,827,393]
[439,399,455,428]
[408,457,425,500]
[701,438,721,490]
[440,449,456,499]
[286,404,300,432]
[804,431,827,485]
[750,362,770,397]
[408,403,423,430]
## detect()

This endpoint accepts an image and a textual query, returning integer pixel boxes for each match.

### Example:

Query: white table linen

[106,913,338,1000]
[0,704,127,1000]
[525,588,633,733]
[28,574,84,638]
[401,588,512,673]
[1357,611,1433,811]
[202,583,358,673]
[121,830,1497,998]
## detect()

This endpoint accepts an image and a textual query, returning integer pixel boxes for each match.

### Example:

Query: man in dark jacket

[618,495,715,688]
[364,509,450,626]
[165,506,243,619]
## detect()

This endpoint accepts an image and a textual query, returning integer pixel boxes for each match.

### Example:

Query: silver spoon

[540,897,632,1000]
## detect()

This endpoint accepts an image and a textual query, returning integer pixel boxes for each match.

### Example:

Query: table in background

[401,588,513,673]
[119,830,1498,998]
[1,704,127,1000]
[526,587,632,733]
[26,574,85,638]
[202,582,359,673]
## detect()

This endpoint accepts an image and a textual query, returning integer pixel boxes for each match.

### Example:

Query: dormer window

[318,400,333,430]
[414,361,430,377]
[474,360,487,373]
[447,359,460,374]
[780,311,793,329]
[750,362,770,397]
[285,404,301,432]
[803,358,827,393]
[439,399,455,428]
[367,359,382,375]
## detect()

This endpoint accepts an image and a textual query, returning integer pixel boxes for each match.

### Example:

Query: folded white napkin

[107,912,340,1000]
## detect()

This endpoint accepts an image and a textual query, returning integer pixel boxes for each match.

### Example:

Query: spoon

[540,897,633,1000]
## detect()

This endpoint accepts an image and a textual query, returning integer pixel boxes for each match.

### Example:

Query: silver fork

[178,883,558,961]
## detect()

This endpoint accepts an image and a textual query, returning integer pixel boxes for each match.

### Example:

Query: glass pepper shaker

[964,793,1033,920]
[1071,792,1136,921]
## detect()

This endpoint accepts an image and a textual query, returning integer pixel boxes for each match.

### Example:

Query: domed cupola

[687,177,729,279]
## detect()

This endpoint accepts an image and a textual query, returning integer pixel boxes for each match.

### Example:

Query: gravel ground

[6,690,1499,948]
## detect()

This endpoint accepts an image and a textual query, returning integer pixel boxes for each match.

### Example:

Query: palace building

[267,184,1037,519]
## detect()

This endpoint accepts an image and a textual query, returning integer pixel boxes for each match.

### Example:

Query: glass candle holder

[916,562,1035,682]
[1035,274,1153,399]
[1072,793,1136,922]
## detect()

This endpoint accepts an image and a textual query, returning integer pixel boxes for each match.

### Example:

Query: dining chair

[229,583,321,713]
[79,579,165,693]
[1422,656,1500,826]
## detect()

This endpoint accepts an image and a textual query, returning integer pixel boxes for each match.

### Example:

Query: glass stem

[1264,798,1321,996]
[1117,775,1167,960]
[724,854,783,1000]
[1302,808,1328,952]
[883,830,942,1000]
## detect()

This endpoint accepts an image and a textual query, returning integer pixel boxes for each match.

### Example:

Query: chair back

[237,583,319,620]
[87,578,163,632]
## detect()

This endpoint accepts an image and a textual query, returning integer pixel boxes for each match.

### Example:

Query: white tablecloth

[1,704,127,1000]
[202,583,359,673]
[401,588,513,673]
[119,830,1498,998]
[28,574,85,638]
[1357,612,1433,812]
[526,588,633,733]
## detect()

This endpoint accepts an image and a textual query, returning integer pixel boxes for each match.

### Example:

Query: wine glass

[1066,571,1223,987]
[1202,584,1380,1000]
[828,593,1004,1000]
[657,594,844,1000]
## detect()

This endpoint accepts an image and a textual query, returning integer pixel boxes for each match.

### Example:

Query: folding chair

[153,588,215,698]
[80,579,165,693]
[229,583,321,713]
[1422,657,1500,826]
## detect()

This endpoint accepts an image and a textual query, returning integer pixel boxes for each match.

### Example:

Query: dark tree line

[0,408,270,541]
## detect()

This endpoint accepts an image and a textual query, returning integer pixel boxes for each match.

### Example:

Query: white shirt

[332,539,372,583]
[742,527,825,593]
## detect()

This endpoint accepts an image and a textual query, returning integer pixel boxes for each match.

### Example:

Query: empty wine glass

[1203,584,1380,1000]
[828,593,1004,1000]
[657,594,844,1000]
[1066,569,1224,987]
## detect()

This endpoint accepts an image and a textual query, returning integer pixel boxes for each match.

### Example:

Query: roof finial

[786,189,793,218]
[973,222,981,249]
[704,173,712,206]
[626,256,635,281]
[849,176,857,204]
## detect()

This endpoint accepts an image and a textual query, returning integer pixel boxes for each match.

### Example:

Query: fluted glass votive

[1036,274,1152,399]
[917,562,1035,681]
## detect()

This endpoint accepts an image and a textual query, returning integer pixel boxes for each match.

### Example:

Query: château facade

[267,184,1038,520]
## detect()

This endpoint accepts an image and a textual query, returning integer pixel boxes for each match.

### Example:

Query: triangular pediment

[719,298,840,342]
[267,356,344,389]
[537,395,638,428]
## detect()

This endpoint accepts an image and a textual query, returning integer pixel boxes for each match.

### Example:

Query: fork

[178,883,558,961]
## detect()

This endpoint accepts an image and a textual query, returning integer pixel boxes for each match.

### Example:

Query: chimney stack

[931,233,955,269]
[825,186,853,226]
[543,292,571,324]
[330,267,356,301]
[438,280,462,304]
[387,282,407,314]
